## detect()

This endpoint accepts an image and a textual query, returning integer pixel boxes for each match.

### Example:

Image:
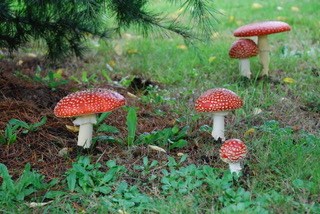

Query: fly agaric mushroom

[229,38,259,79]
[219,138,247,175]
[195,88,243,141]
[234,21,291,76]
[54,88,125,148]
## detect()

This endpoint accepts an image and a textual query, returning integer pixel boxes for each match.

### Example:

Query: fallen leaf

[27,201,53,208]
[113,43,123,55]
[127,92,138,98]
[177,152,184,156]
[177,44,188,50]
[118,209,129,214]
[148,145,166,153]
[55,68,64,76]
[277,16,287,21]
[236,20,244,26]
[252,3,263,9]
[244,128,255,136]
[277,6,283,11]
[253,108,262,115]
[228,16,235,22]
[26,53,37,58]
[283,77,295,84]
[291,6,300,12]
[208,56,216,63]
[108,60,116,67]
[106,63,114,72]
[58,148,70,157]
[66,125,79,132]
[127,49,139,54]
[211,32,220,39]
[17,60,24,65]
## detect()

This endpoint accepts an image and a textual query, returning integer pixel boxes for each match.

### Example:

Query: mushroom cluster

[195,88,248,175]
[230,21,291,78]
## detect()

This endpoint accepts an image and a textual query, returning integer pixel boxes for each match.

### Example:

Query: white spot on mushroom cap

[54,88,126,118]
[195,88,243,112]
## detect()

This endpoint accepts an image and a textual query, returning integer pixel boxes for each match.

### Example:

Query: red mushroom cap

[219,139,247,163]
[195,88,243,112]
[234,21,291,37]
[229,39,259,59]
[54,88,126,118]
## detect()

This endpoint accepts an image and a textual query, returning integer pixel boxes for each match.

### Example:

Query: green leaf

[44,191,66,199]
[126,107,137,146]
[96,186,112,194]
[0,164,15,191]
[93,135,119,144]
[97,124,119,133]
[96,112,112,125]
[81,71,89,83]
[67,172,77,192]
[169,139,188,149]
[8,119,29,129]
[30,117,47,130]
[171,126,179,134]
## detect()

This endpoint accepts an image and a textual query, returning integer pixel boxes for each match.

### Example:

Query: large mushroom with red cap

[54,88,126,148]
[229,38,259,79]
[195,88,243,141]
[234,21,291,76]
[219,138,247,175]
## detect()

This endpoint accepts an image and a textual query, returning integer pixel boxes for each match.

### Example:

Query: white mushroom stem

[238,58,251,78]
[73,114,97,149]
[228,162,242,175]
[212,112,228,141]
[257,35,270,76]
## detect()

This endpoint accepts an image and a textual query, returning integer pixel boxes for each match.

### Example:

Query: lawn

[0,0,319,213]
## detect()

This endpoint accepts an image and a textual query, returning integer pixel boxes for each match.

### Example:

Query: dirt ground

[0,55,319,182]
[0,56,222,181]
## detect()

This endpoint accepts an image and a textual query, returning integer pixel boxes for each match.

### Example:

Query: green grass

[1,0,320,213]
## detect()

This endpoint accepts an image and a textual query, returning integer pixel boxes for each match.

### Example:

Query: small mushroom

[219,139,247,175]
[234,21,291,76]
[229,39,259,79]
[54,88,126,148]
[195,88,243,141]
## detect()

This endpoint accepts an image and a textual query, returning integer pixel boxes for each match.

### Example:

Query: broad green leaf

[67,172,77,192]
